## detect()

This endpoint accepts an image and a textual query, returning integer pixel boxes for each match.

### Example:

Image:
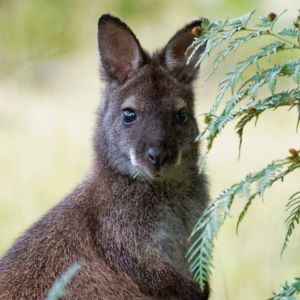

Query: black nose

[147,148,168,167]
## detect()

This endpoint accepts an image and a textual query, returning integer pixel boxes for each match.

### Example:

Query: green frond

[297,102,300,131]
[278,28,300,38]
[269,278,300,300]
[187,187,236,288]
[189,155,300,286]
[198,37,290,116]
[227,10,256,29]
[198,151,209,173]
[188,9,300,289]
[188,10,256,68]
[256,10,288,31]
[47,263,81,300]
[239,57,300,94]
[237,160,300,232]
[206,31,261,80]
[281,191,300,255]
[207,41,287,118]
[236,89,300,150]
[293,64,300,85]
[235,161,283,231]
[200,60,300,162]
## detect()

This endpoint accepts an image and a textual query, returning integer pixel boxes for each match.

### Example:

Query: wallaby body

[0,15,210,299]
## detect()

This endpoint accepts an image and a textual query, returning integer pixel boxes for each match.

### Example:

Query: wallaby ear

[97,14,147,84]
[161,20,206,84]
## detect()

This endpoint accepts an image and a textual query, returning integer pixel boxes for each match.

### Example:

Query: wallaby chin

[0,14,210,300]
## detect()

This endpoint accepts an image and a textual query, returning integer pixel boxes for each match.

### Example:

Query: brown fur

[0,14,210,299]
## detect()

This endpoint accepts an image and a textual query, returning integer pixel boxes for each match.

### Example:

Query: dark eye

[176,108,188,123]
[122,108,137,125]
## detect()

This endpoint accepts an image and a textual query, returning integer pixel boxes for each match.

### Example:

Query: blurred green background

[0,0,299,299]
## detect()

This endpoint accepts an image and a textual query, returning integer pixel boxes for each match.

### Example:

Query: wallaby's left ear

[98,14,147,84]
[161,20,206,84]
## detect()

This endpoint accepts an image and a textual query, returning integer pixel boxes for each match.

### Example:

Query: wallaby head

[94,14,205,180]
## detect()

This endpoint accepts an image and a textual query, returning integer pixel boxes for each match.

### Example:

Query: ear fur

[161,20,206,84]
[97,14,147,84]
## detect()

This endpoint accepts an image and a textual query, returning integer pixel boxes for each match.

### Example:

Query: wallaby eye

[175,108,188,123]
[122,108,137,125]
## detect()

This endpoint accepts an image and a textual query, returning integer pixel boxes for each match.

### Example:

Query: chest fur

[101,177,207,277]
[146,194,203,277]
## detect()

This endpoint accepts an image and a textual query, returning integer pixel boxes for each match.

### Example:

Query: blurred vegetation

[0,1,299,299]
[0,0,260,80]
[0,0,79,77]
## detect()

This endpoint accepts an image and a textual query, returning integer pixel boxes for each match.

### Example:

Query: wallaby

[0,14,210,300]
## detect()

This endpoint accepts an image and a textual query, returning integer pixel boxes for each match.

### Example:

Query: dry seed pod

[204,114,210,124]
[191,26,202,37]
[289,148,298,157]
[287,97,295,105]
[247,107,257,114]
[268,12,277,22]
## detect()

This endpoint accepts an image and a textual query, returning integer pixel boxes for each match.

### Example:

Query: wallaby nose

[147,148,167,167]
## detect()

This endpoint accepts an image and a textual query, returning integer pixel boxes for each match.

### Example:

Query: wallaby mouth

[129,148,180,179]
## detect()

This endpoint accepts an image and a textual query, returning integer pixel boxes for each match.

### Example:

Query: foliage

[269,278,300,300]
[0,0,81,79]
[187,10,300,295]
[281,191,300,255]
[47,263,81,300]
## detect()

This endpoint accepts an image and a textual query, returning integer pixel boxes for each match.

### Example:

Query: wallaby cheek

[101,110,133,173]
[175,124,196,150]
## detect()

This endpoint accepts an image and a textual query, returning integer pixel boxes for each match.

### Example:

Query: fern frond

[188,10,300,290]
[235,89,300,151]
[199,42,292,145]
[237,160,300,232]
[187,189,234,288]
[269,278,300,300]
[256,10,287,30]
[47,263,81,300]
[278,28,300,38]
[188,11,256,68]
[281,191,300,255]
[189,153,300,286]
[297,102,300,131]
[208,39,288,114]
[206,31,261,80]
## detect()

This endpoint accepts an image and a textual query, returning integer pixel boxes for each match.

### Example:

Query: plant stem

[211,27,300,49]
[245,28,300,49]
